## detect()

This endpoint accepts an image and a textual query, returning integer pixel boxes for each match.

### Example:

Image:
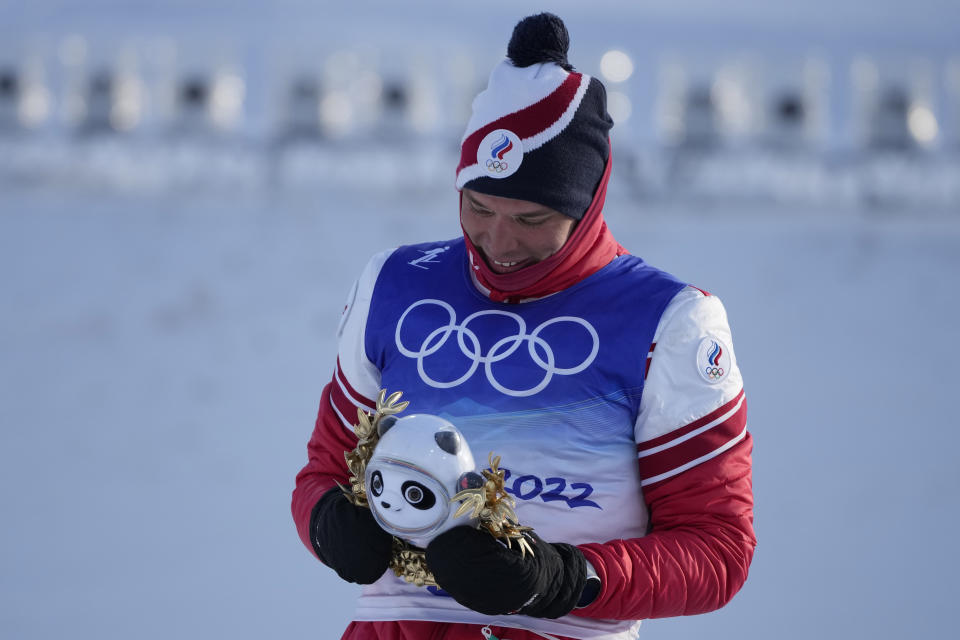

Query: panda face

[364,413,479,547]
[370,470,436,511]
[366,461,449,535]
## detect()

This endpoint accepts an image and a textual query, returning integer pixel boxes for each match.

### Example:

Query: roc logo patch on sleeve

[697,337,730,384]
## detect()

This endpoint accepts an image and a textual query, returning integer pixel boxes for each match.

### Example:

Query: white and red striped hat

[455,13,613,220]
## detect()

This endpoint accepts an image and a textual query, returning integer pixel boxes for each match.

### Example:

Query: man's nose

[484,215,517,256]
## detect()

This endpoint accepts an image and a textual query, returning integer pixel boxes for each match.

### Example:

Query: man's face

[460,189,577,274]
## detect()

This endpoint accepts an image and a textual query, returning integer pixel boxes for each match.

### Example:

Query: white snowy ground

[1,161,958,639]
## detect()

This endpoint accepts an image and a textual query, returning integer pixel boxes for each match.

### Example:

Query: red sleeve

[575,432,755,619]
[291,378,362,555]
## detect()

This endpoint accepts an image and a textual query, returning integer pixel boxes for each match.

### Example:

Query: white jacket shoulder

[637,287,744,443]
[335,249,395,401]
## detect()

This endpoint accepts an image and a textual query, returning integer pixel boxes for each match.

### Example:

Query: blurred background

[1,1,958,638]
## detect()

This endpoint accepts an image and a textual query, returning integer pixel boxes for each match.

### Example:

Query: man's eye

[516,217,547,227]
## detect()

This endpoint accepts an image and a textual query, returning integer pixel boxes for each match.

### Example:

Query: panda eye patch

[401,481,436,510]
[370,470,383,497]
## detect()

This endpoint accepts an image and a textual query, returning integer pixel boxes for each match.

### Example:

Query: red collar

[462,151,625,304]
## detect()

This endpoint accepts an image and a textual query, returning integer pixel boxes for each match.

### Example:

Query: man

[293,13,755,640]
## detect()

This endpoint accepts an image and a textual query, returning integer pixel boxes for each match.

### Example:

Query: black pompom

[507,13,573,71]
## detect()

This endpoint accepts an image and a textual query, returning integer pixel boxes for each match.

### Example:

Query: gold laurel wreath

[450,453,534,557]
[339,389,534,587]
[339,389,409,509]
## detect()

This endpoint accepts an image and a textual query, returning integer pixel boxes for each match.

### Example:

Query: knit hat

[455,13,613,220]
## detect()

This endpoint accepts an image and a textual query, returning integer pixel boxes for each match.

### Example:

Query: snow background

[1,2,959,639]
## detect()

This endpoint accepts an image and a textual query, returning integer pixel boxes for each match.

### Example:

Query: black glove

[425,526,587,618]
[310,487,393,584]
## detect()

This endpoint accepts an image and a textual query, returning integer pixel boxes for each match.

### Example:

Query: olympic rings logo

[394,299,599,397]
[485,158,509,173]
[704,366,725,380]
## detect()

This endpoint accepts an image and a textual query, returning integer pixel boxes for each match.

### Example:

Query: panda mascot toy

[365,413,484,549]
